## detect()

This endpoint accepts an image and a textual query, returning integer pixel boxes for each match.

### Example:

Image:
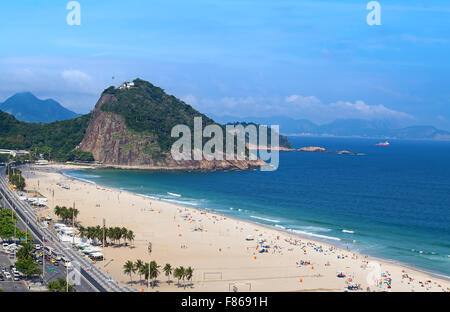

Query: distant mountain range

[212,115,450,141]
[0,92,80,123]
[0,80,263,171]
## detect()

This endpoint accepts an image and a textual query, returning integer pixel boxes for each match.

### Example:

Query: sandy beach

[21,164,450,292]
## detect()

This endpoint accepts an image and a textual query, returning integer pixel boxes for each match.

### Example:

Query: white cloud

[285,94,413,122]
[188,92,414,124]
[61,69,93,86]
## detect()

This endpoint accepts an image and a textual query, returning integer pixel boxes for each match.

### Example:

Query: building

[0,149,30,157]
[119,81,135,89]
[10,150,30,157]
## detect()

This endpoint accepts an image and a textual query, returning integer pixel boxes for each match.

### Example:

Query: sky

[0,0,449,129]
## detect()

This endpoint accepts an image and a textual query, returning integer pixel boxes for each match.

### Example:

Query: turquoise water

[65,137,450,277]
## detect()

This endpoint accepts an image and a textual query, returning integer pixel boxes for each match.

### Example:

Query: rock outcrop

[77,91,264,171]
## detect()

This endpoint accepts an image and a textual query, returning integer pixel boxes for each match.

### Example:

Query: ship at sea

[376,141,390,146]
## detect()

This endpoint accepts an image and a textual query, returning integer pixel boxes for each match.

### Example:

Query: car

[34,244,41,250]
[50,259,56,264]
[4,272,11,279]
[54,261,59,266]
[12,267,19,274]
[2,243,9,250]
[13,273,20,281]
[45,256,51,261]
[0,274,4,281]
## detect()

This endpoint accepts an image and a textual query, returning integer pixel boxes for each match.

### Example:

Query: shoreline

[23,164,450,292]
[61,169,450,282]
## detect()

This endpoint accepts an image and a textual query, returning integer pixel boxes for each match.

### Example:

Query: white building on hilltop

[119,81,135,89]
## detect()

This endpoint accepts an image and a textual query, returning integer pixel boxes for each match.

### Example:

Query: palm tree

[95,225,102,244]
[87,227,96,240]
[78,225,86,238]
[163,264,172,283]
[185,267,194,286]
[68,207,79,223]
[135,259,144,283]
[174,266,185,287]
[123,260,135,283]
[126,230,135,246]
[107,227,115,244]
[54,206,62,219]
[121,227,128,246]
[173,267,182,286]
[149,261,160,288]
[141,263,150,287]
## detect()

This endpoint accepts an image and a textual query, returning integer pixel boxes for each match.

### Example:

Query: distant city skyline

[1,0,449,130]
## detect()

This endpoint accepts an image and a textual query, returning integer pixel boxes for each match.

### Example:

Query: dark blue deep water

[66,137,450,277]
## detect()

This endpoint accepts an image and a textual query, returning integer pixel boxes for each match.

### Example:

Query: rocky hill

[77,79,264,170]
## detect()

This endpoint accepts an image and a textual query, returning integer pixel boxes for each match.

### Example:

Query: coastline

[23,164,450,292]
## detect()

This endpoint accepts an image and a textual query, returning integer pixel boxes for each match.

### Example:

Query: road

[0,167,133,292]
[0,252,29,292]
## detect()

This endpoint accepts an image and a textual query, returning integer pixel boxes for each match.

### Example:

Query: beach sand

[21,164,450,292]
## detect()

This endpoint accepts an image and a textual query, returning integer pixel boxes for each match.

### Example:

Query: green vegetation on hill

[225,122,293,149]
[0,110,93,161]
[102,79,220,152]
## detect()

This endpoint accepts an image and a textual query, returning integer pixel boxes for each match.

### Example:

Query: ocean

[64,137,450,277]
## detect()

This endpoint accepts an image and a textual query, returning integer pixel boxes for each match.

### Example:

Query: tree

[185,267,194,286]
[174,266,185,286]
[54,206,62,219]
[121,227,128,245]
[15,256,41,277]
[123,260,135,283]
[140,263,150,286]
[16,242,34,259]
[149,260,160,288]
[78,225,86,238]
[114,227,122,245]
[15,242,40,277]
[126,230,135,246]
[135,259,144,283]
[47,278,75,292]
[163,263,172,283]
[0,208,18,240]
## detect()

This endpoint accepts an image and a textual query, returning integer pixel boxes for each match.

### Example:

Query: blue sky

[0,0,449,129]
